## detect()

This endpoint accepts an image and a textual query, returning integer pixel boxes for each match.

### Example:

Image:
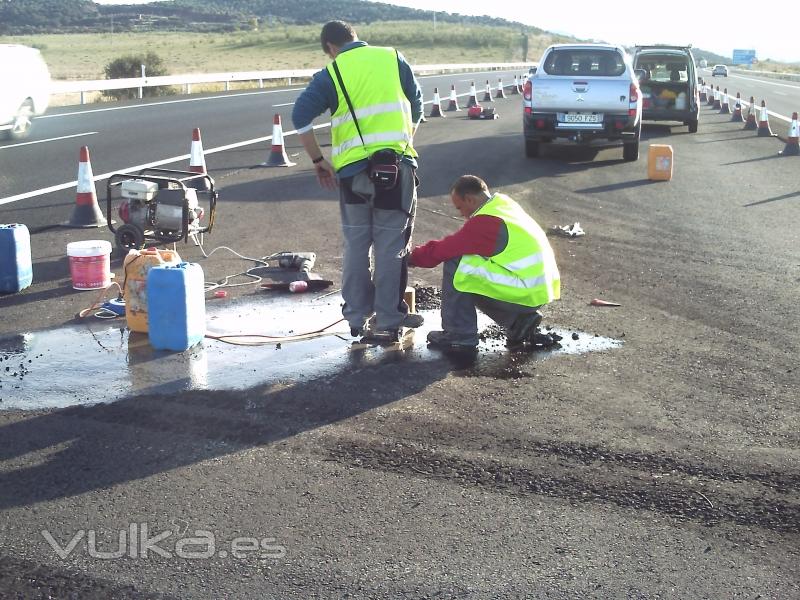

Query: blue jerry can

[146,262,206,351]
[0,224,33,293]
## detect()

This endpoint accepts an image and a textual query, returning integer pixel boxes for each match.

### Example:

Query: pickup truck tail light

[629,82,640,117]
[629,82,639,103]
[523,80,532,101]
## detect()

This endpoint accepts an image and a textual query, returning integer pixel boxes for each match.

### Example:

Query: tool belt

[368,149,400,189]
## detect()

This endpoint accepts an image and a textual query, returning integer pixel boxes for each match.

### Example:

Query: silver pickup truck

[522,43,642,161]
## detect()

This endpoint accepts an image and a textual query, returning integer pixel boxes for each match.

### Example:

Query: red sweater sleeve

[410,214,503,268]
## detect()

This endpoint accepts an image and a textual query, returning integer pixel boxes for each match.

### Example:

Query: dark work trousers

[440,257,541,346]
[339,162,417,331]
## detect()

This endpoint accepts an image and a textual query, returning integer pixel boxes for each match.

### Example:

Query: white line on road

[273,102,295,107]
[727,73,800,91]
[40,88,306,120]
[0,131,98,150]
[0,123,331,207]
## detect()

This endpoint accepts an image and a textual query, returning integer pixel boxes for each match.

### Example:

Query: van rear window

[636,55,688,82]
[543,50,625,77]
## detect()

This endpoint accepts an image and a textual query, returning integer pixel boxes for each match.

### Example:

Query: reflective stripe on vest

[326,46,417,171]
[453,193,561,307]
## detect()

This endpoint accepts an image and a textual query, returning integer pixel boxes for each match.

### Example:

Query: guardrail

[50,62,534,105]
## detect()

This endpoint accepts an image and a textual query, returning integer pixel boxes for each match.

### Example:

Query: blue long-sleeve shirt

[291,41,422,178]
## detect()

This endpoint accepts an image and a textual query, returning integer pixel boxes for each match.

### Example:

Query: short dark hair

[451,175,489,197]
[320,21,357,53]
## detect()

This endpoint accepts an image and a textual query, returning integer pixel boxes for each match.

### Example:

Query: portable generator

[106,168,218,252]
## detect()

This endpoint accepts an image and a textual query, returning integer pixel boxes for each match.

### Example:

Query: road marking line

[40,88,306,120]
[0,131,98,150]
[273,102,295,107]
[727,73,800,90]
[0,123,331,207]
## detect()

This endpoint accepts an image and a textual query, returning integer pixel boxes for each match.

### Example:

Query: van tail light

[523,80,532,101]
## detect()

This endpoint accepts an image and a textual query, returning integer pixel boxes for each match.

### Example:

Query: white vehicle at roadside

[712,64,728,77]
[522,43,642,161]
[0,44,51,140]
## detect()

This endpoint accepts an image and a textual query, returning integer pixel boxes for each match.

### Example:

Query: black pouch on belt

[369,149,400,190]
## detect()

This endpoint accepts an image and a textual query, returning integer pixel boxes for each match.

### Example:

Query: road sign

[732,49,756,65]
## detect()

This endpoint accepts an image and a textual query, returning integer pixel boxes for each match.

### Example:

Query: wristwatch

[312,156,325,164]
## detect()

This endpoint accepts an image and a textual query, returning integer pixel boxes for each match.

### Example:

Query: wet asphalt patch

[0,291,621,411]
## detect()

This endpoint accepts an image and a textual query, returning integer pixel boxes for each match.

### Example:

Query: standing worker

[292,20,424,343]
[409,175,561,351]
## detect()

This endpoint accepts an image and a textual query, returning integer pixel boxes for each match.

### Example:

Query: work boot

[402,313,424,328]
[362,328,404,345]
[426,330,479,351]
[506,311,543,349]
[350,315,377,338]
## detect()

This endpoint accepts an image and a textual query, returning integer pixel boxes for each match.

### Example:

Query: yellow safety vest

[326,46,417,171]
[453,193,561,306]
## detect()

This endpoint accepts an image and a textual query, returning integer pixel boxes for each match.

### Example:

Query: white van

[0,44,51,140]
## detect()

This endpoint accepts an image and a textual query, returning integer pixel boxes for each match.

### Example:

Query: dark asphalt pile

[413,285,441,310]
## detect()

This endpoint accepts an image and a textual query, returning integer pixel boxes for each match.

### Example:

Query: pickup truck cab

[522,43,642,161]
[633,45,699,133]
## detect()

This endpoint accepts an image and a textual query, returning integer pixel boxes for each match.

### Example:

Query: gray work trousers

[339,162,417,331]
[441,257,540,345]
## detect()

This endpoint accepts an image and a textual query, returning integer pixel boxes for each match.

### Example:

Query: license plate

[561,113,602,123]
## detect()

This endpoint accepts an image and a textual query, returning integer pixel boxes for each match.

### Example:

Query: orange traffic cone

[730,93,744,122]
[428,87,444,118]
[719,88,731,114]
[699,82,707,103]
[779,112,799,156]
[712,86,721,109]
[482,80,493,102]
[187,127,212,190]
[446,84,461,112]
[743,96,758,130]
[63,146,107,228]
[189,127,207,174]
[467,81,479,108]
[495,78,507,99]
[510,75,520,95]
[262,114,296,167]
[757,100,774,137]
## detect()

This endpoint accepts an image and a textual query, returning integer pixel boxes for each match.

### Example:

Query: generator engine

[106,169,217,252]
[118,180,204,233]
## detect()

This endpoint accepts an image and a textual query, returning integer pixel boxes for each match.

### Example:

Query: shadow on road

[0,352,468,510]
[574,179,654,194]
[743,191,800,207]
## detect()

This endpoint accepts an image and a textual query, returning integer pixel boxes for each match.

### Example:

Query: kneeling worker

[409,175,560,350]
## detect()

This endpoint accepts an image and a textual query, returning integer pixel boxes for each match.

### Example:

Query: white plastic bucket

[67,240,112,290]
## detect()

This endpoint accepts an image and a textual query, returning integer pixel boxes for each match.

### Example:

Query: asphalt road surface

[0,87,798,598]
[699,67,799,122]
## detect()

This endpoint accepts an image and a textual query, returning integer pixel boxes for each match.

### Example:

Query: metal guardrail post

[225,81,230,91]
[80,91,86,105]
[139,64,145,99]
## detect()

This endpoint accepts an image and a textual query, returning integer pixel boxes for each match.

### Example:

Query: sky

[94,0,796,63]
